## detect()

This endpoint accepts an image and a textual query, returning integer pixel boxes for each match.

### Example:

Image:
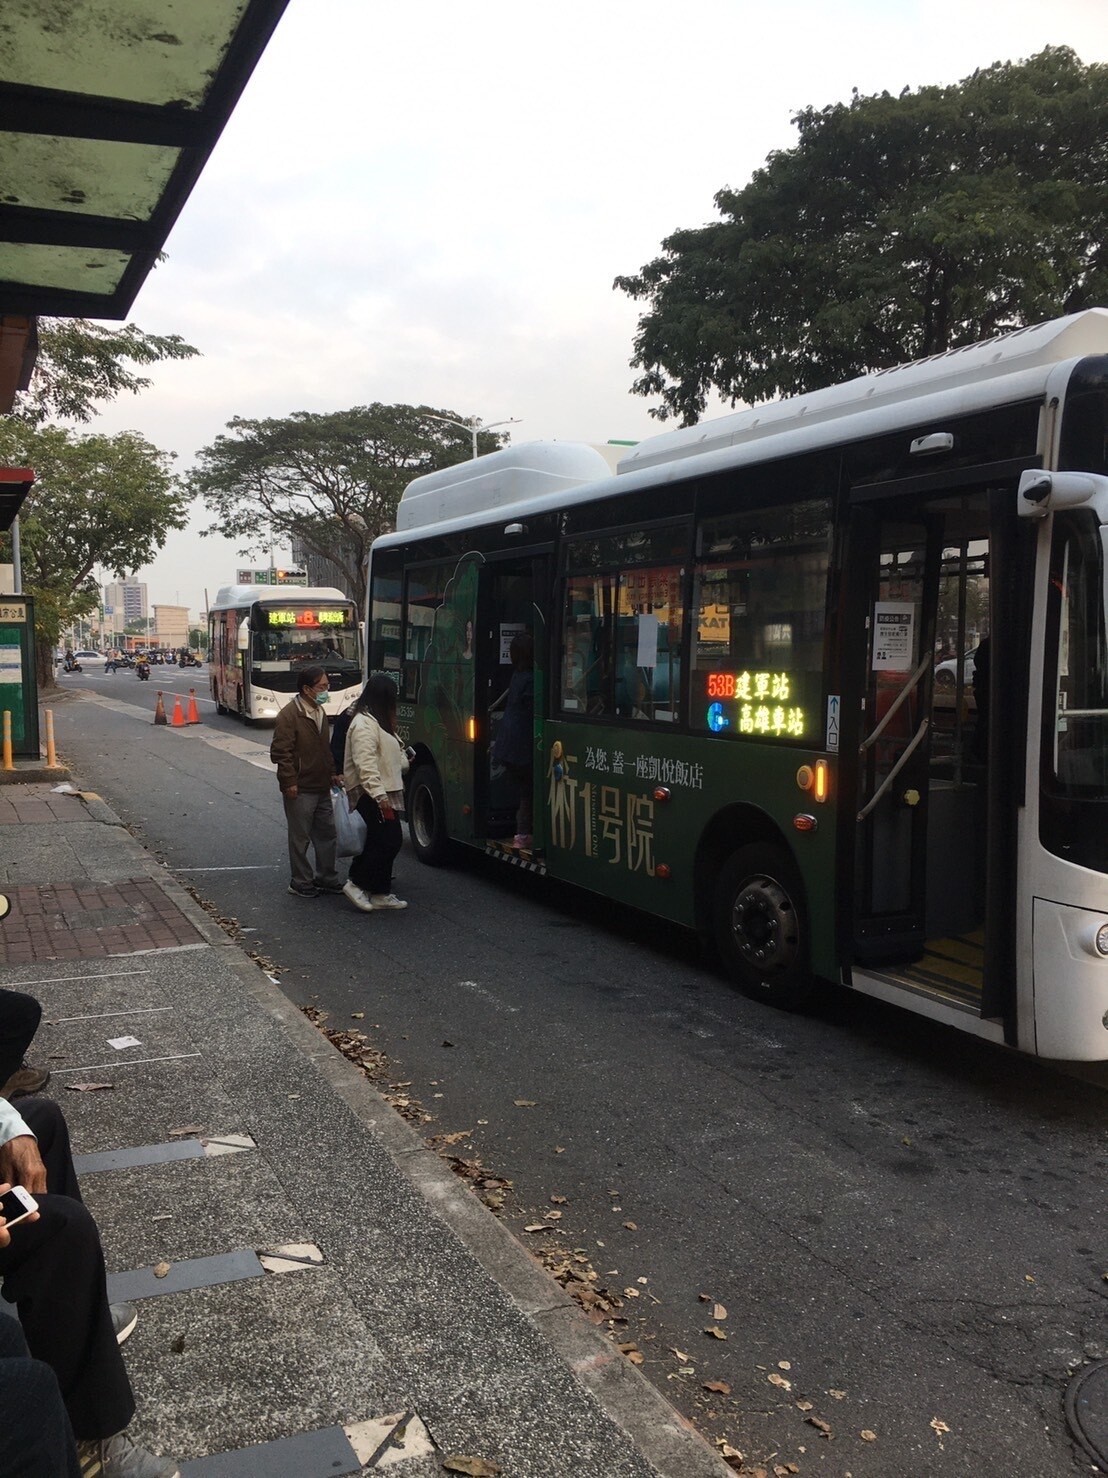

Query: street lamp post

[424,413,521,459]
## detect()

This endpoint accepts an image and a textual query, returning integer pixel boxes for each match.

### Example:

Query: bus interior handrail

[860,650,934,752]
[858,717,931,822]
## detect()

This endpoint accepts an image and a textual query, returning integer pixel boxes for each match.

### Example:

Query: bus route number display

[702,669,807,739]
[266,609,346,628]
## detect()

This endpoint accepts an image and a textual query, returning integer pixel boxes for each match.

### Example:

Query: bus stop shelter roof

[0,0,289,335]
[0,468,34,532]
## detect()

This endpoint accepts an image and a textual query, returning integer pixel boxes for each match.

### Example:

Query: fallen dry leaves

[442,1457,501,1477]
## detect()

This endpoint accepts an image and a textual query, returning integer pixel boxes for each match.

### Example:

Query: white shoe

[342,881,374,912]
[369,893,408,910]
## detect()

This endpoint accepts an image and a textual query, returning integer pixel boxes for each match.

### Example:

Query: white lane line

[54,1053,201,1073]
[455,979,520,1014]
[178,865,280,872]
[51,1006,173,1024]
[8,969,150,989]
[108,942,210,957]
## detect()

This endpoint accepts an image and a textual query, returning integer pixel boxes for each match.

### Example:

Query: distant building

[103,579,148,634]
[152,604,189,649]
[290,535,355,597]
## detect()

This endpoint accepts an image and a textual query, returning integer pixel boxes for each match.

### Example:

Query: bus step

[483,839,546,875]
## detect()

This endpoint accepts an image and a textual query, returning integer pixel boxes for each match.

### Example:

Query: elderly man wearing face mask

[269,665,344,899]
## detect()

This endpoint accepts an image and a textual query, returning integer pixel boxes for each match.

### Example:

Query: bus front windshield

[252,611,360,673]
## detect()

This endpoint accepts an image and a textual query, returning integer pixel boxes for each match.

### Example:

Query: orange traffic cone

[186,688,201,725]
[153,691,167,726]
[170,695,186,727]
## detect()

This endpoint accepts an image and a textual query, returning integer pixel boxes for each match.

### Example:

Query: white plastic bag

[331,786,367,858]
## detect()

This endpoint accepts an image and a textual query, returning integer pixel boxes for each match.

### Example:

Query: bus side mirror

[1018,469,1108,518]
[237,624,249,651]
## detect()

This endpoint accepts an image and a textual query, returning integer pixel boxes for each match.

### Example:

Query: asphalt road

[46,671,1108,1476]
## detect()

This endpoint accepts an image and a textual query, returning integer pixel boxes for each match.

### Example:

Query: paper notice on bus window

[872,602,916,671]
[636,613,659,667]
[499,623,526,664]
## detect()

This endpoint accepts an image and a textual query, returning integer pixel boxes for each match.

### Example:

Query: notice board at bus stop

[0,594,39,758]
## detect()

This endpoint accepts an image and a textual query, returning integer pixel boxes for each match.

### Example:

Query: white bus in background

[208,585,362,723]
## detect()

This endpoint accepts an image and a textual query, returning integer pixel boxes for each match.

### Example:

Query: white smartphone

[0,1185,38,1228]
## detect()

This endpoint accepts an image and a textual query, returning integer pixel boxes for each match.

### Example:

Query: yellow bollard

[44,708,59,768]
[2,710,12,771]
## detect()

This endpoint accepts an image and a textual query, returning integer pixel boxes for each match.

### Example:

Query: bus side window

[561,574,615,716]
[615,565,684,723]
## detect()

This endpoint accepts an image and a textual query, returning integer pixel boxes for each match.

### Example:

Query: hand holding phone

[0,1183,39,1229]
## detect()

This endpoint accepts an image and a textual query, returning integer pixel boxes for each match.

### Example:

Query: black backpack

[329,710,353,773]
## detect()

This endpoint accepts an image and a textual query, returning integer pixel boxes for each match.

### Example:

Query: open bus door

[473,551,551,851]
[842,471,1034,1034]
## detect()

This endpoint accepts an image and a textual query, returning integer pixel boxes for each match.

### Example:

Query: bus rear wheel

[713,843,813,1009]
[408,765,449,865]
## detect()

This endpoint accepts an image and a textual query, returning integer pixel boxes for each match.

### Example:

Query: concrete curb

[63,770,733,1478]
[0,763,71,783]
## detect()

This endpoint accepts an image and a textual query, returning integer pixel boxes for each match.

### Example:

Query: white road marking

[14,969,149,989]
[51,1006,172,1023]
[54,1052,201,1073]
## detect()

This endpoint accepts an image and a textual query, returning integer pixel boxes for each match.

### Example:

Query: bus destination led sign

[267,609,347,628]
[703,670,807,738]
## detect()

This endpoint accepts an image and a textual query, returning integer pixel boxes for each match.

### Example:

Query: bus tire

[214,685,227,716]
[408,764,449,865]
[713,843,813,1010]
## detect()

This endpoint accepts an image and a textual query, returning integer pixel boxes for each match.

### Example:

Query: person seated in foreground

[0,1094,180,1477]
[0,988,53,1101]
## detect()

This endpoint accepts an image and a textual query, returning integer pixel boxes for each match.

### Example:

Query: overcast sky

[88,0,1108,617]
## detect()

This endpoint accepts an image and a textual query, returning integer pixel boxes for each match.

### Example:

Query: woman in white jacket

[341,675,410,913]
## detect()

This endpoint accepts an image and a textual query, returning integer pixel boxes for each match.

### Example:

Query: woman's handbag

[331,786,368,858]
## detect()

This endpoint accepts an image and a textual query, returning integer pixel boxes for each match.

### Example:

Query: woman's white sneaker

[369,893,407,910]
[342,881,374,912]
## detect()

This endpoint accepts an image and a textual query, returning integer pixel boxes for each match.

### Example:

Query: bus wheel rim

[730,875,797,973]
[412,786,435,848]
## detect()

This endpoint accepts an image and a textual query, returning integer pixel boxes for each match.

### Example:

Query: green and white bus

[367,311,1108,1061]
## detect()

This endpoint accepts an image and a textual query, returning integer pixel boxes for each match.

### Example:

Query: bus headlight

[1095,923,1108,958]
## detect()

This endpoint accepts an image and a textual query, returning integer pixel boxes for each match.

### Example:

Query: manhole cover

[1066,1359,1108,1467]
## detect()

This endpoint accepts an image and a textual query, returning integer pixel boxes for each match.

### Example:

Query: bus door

[848,500,944,967]
[474,552,550,847]
[845,474,1031,1027]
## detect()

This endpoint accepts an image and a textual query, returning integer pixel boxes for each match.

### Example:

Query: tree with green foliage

[615,46,1108,424]
[13,318,199,425]
[189,404,506,611]
[1,316,199,685]
[0,421,186,684]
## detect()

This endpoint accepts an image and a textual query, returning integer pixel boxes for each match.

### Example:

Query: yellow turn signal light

[814,759,829,803]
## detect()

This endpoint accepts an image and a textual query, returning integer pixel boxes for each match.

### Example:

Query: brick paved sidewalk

[0,782,91,824]
[0,878,204,963]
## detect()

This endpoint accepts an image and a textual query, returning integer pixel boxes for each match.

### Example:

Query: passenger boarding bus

[208,585,362,722]
[366,311,1108,1060]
